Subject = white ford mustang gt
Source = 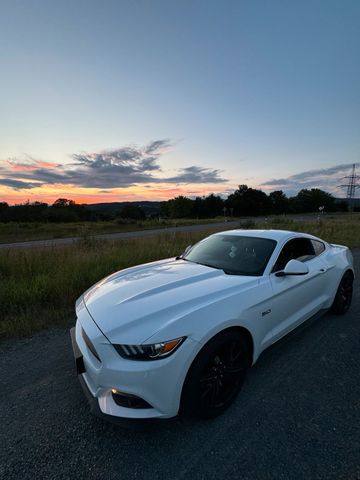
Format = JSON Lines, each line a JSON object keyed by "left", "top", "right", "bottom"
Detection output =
{"left": 70, "top": 229, "right": 354, "bottom": 422}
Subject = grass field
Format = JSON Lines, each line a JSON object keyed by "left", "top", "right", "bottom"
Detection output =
{"left": 1, "top": 215, "right": 359, "bottom": 340}
{"left": 0, "top": 217, "right": 228, "bottom": 244}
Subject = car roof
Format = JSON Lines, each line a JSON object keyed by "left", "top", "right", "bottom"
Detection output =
{"left": 214, "top": 229, "right": 321, "bottom": 242}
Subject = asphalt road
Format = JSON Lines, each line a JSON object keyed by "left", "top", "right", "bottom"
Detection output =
{"left": 0, "top": 221, "right": 239, "bottom": 250}
{"left": 1, "top": 252, "right": 359, "bottom": 480}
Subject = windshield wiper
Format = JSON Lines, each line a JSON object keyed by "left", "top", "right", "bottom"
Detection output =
{"left": 177, "top": 257, "right": 228, "bottom": 273}
{"left": 185, "top": 260, "right": 225, "bottom": 271}
{"left": 178, "top": 257, "right": 250, "bottom": 276}
{"left": 197, "top": 262, "right": 223, "bottom": 270}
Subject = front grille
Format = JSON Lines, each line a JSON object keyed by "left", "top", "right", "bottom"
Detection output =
{"left": 82, "top": 328, "right": 101, "bottom": 362}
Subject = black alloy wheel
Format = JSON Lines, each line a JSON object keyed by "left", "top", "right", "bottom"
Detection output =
{"left": 181, "top": 330, "right": 250, "bottom": 419}
{"left": 331, "top": 271, "right": 353, "bottom": 315}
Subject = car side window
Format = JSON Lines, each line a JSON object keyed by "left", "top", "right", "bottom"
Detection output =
{"left": 272, "top": 238, "right": 316, "bottom": 273}
{"left": 311, "top": 239, "right": 326, "bottom": 256}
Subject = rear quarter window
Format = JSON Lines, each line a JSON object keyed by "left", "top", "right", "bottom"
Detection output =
{"left": 311, "top": 240, "right": 326, "bottom": 256}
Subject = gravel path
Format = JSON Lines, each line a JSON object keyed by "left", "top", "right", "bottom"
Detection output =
{"left": 0, "top": 251, "right": 359, "bottom": 480}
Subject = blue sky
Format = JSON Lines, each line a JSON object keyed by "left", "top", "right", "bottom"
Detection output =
{"left": 0, "top": 0, "right": 359, "bottom": 203}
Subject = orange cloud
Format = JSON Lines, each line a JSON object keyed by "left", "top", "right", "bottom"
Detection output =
{"left": 8, "top": 160, "right": 59, "bottom": 172}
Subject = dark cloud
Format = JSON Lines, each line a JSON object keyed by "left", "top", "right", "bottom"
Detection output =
{"left": 262, "top": 163, "right": 360, "bottom": 195}
{"left": 65, "top": 140, "right": 170, "bottom": 187}
{"left": 0, "top": 179, "right": 38, "bottom": 189}
{"left": 145, "top": 140, "right": 170, "bottom": 155}
{"left": 165, "top": 166, "right": 226, "bottom": 184}
{"left": 262, "top": 178, "right": 290, "bottom": 186}
{"left": 0, "top": 139, "right": 228, "bottom": 190}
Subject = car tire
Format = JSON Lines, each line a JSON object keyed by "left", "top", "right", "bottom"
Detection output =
{"left": 181, "top": 330, "right": 251, "bottom": 419}
{"left": 331, "top": 271, "right": 354, "bottom": 315}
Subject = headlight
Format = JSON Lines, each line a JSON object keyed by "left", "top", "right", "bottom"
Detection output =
{"left": 114, "top": 337, "right": 186, "bottom": 361}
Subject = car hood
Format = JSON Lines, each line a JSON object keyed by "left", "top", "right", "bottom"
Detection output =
{"left": 82, "top": 258, "right": 258, "bottom": 344}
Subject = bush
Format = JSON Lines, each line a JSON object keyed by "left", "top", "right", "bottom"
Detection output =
{"left": 238, "top": 220, "right": 256, "bottom": 229}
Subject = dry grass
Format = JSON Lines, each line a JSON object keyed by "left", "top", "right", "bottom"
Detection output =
{"left": 0, "top": 217, "right": 227, "bottom": 244}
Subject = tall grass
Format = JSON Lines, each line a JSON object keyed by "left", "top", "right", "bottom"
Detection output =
{"left": 0, "top": 216, "right": 359, "bottom": 340}
{"left": 267, "top": 215, "right": 360, "bottom": 248}
{"left": 0, "top": 230, "right": 211, "bottom": 339}
{"left": 0, "top": 217, "right": 228, "bottom": 244}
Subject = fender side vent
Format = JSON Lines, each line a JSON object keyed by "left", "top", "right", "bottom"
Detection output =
{"left": 82, "top": 328, "right": 101, "bottom": 362}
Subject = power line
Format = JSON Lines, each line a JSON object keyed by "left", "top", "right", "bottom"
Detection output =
{"left": 338, "top": 163, "right": 360, "bottom": 210}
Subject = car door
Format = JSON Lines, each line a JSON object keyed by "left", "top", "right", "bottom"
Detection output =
{"left": 269, "top": 237, "right": 329, "bottom": 342}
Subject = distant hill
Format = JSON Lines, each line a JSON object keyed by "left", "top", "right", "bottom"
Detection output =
{"left": 86, "top": 201, "right": 161, "bottom": 217}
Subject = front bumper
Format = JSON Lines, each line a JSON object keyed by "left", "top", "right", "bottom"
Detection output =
{"left": 70, "top": 304, "right": 198, "bottom": 421}
{"left": 70, "top": 327, "right": 103, "bottom": 417}
{"left": 70, "top": 327, "right": 161, "bottom": 426}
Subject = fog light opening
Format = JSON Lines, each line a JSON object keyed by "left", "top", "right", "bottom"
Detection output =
{"left": 111, "top": 389, "right": 153, "bottom": 409}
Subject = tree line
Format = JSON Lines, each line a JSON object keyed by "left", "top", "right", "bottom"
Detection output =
{"left": 0, "top": 186, "right": 351, "bottom": 223}
{"left": 0, "top": 198, "right": 99, "bottom": 223}
{"left": 160, "top": 186, "right": 349, "bottom": 219}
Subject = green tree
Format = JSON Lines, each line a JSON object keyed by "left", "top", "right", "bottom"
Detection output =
{"left": 226, "top": 185, "right": 271, "bottom": 216}
{"left": 269, "top": 190, "right": 289, "bottom": 214}
{"left": 0, "top": 202, "right": 9, "bottom": 222}
{"left": 192, "top": 194, "right": 224, "bottom": 218}
{"left": 203, "top": 194, "right": 224, "bottom": 217}
{"left": 291, "top": 189, "right": 336, "bottom": 213}
{"left": 53, "top": 198, "right": 76, "bottom": 207}
{"left": 47, "top": 198, "right": 92, "bottom": 222}
{"left": 118, "top": 204, "right": 146, "bottom": 220}
{"left": 167, "top": 196, "right": 194, "bottom": 218}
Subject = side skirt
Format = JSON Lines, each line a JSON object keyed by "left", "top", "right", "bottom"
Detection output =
{"left": 256, "top": 308, "right": 329, "bottom": 363}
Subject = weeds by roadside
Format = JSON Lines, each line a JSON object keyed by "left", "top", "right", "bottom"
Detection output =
{"left": 0, "top": 216, "right": 359, "bottom": 339}
{"left": 0, "top": 217, "right": 228, "bottom": 244}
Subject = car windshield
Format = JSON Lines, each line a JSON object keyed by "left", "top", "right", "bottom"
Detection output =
{"left": 182, "top": 234, "right": 277, "bottom": 276}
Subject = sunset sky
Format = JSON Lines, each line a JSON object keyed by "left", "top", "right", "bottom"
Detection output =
{"left": 1, "top": 0, "right": 359, "bottom": 205}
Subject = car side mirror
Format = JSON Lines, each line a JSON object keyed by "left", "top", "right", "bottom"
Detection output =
{"left": 275, "top": 259, "right": 309, "bottom": 277}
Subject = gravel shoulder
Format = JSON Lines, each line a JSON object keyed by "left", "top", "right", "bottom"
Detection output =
{"left": 1, "top": 251, "right": 359, "bottom": 480}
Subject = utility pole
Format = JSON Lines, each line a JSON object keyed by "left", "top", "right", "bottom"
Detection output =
{"left": 339, "top": 164, "right": 360, "bottom": 211}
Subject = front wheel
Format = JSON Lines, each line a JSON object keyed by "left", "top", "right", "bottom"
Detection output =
{"left": 331, "top": 271, "right": 353, "bottom": 315}
{"left": 181, "top": 330, "right": 250, "bottom": 419}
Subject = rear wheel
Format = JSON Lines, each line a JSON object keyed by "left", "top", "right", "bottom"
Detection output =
{"left": 331, "top": 271, "right": 353, "bottom": 315}
{"left": 181, "top": 330, "right": 250, "bottom": 419}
